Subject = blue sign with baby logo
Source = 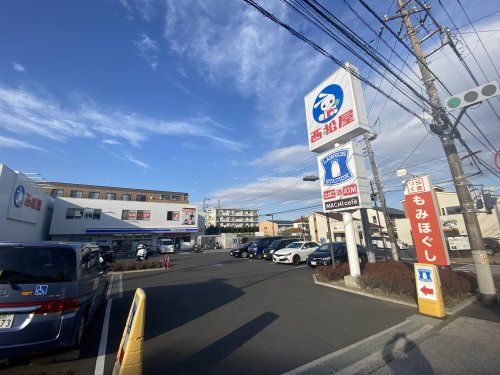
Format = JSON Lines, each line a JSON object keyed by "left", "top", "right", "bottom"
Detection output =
{"left": 13, "top": 185, "right": 25, "bottom": 208}
{"left": 321, "top": 149, "right": 353, "bottom": 186}
{"left": 313, "top": 84, "right": 344, "bottom": 123}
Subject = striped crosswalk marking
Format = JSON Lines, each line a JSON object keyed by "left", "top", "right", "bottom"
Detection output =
{"left": 454, "top": 264, "right": 500, "bottom": 276}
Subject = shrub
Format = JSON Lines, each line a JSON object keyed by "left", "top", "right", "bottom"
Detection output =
{"left": 316, "top": 263, "right": 350, "bottom": 282}
{"left": 108, "top": 259, "right": 163, "bottom": 272}
{"left": 317, "top": 261, "right": 477, "bottom": 307}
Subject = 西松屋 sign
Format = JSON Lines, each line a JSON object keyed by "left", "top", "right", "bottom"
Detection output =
{"left": 317, "top": 140, "right": 371, "bottom": 212}
{"left": 7, "top": 174, "right": 45, "bottom": 224}
{"left": 404, "top": 175, "right": 450, "bottom": 266}
{"left": 305, "top": 63, "right": 370, "bottom": 153}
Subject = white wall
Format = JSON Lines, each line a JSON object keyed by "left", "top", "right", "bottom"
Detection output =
{"left": 0, "top": 164, "right": 54, "bottom": 242}
{"left": 308, "top": 213, "right": 363, "bottom": 245}
{"left": 50, "top": 197, "right": 198, "bottom": 235}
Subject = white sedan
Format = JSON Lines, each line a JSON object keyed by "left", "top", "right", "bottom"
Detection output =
{"left": 273, "top": 241, "right": 319, "bottom": 265}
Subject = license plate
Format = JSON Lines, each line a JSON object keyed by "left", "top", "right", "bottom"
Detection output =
{"left": 0, "top": 314, "right": 14, "bottom": 329}
{"left": 311, "top": 261, "right": 317, "bottom": 265}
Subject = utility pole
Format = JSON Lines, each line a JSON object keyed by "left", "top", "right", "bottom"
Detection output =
{"left": 360, "top": 208, "right": 376, "bottom": 263}
{"left": 396, "top": 0, "right": 496, "bottom": 305}
{"left": 371, "top": 180, "right": 389, "bottom": 261}
{"left": 363, "top": 133, "right": 400, "bottom": 261}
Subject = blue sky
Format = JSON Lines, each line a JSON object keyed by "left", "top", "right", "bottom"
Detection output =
{"left": 0, "top": 0, "right": 498, "bottom": 219}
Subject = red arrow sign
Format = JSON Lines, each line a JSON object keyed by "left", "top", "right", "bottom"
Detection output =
{"left": 420, "top": 286, "right": 434, "bottom": 296}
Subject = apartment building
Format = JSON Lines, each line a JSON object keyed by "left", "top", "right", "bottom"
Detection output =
{"left": 205, "top": 208, "right": 259, "bottom": 228}
{"left": 42, "top": 182, "right": 188, "bottom": 203}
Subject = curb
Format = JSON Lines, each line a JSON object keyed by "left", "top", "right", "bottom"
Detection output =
{"left": 312, "top": 274, "right": 417, "bottom": 308}
{"left": 109, "top": 267, "right": 166, "bottom": 275}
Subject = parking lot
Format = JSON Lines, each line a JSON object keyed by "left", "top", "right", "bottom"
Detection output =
{"left": 2, "top": 251, "right": 416, "bottom": 375}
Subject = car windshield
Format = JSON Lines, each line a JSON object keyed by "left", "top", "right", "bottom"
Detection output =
{"left": 162, "top": 240, "right": 173, "bottom": 245}
{"left": 269, "top": 240, "right": 281, "bottom": 248}
{"left": 287, "top": 242, "right": 303, "bottom": 248}
{"left": 0, "top": 246, "right": 76, "bottom": 283}
{"left": 317, "top": 245, "right": 331, "bottom": 252}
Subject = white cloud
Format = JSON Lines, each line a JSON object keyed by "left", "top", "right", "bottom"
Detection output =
{"left": 0, "top": 84, "right": 246, "bottom": 151}
{"left": 118, "top": 0, "right": 159, "bottom": 21}
{"left": 163, "top": 1, "right": 327, "bottom": 145}
{"left": 213, "top": 175, "right": 321, "bottom": 210}
{"left": 248, "top": 144, "right": 313, "bottom": 171}
{"left": 12, "top": 63, "right": 25, "bottom": 73}
{"left": 134, "top": 32, "right": 159, "bottom": 69}
{"left": 112, "top": 152, "right": 150, "bottom": 169}
{"left": 102, "top": 139, "right": 121, "bottom": 145}
{"left": 0, "top": 135, "right": 46, "bottom": 152}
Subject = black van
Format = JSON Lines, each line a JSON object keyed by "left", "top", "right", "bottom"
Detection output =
{"left": 262, "top": 238, "right": 298, "bottom": 260}
{"left": 247, "top": 237, "right": 282, "bottom": 259}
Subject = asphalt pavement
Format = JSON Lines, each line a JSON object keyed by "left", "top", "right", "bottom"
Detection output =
{"left": 2, "top": 251, "right": 416, "bottom": 375}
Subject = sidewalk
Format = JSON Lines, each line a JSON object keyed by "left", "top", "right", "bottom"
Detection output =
{"left": 285, "top": 304, "right": 500, "bottom": 374}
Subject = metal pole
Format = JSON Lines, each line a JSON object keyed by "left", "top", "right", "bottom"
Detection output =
{"left": 371, "top": 180, "right": 388, "bottom": 261}
{"left": 397, "top": 0, "right": 496, "bottom": 305}
{"left": 325, "top": 212, "right": 336, "bottom": 269}
{"left": 301, "top": 215, "right": 305, "bottom": 240}
{"left": 360, "top": 208, "right": 376, "bottom": 263}
{"left": 364, "top": 133, "right": 399, "bottom": 261}
{"left": 272, "top": 214, "right": 275, "bottom": 236}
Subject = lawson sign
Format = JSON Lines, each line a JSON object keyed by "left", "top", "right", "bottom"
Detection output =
{"left": 305, "top": 64, "right": 370, "bottom": 153}
{"left": 317, "top": 140, "right": 371, "bottom": 212}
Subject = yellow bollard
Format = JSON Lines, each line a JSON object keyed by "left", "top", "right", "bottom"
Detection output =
{"left": 414, "top": 263, "right": 446, "bottom": 318}
{"left": 113, "top": 288, "right": 146, "bottom": 375}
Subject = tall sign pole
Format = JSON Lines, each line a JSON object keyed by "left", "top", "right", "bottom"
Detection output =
{"left": 304, "top": 63, "right": 372, "bottom": 277}
{"left": 363, "top": 133, "right": 399, "bottom": 261}
{"left": 396, "top": 0, "right": 496, "bottom": 305}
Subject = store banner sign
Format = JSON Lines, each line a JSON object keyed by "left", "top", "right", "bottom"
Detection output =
{"left": 7, "top": 174, "right": 45, "bottom": 224}
{"left": 181, "top": 208, "right": 196, "bottom": 225}
{"left": 305, "top": 64, "right": 370, "bottom": 153}
{"left": 317, "top": 140, "right": 371, "bottom": 212}
{"left": 404, "top": 175, "right": 450, "bottom": 266}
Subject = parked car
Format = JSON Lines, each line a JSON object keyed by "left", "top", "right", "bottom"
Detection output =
{"left": 372, "top": 236, "right": 408, "bottom": 250}
{"left": 273, "top": 241, "right": 319, "bottom": 265}
{"left": 307, "top": 242, "right": 368, "bottom": 267}
{"left": 262, "top": 238, "right": 297, "bottom": 260}
{"left": 0, "top": 242, "right": 108, "bottom": 359}
{"left": 159, "top": 239, "right": 175, "bottom": 254}
{"left": 484, "top": 237, "right": 500, "bottom": 255}
{"left": 248, "top": 237, "right": 282, "bottom": 259}
{"left": 97, "top": 244, "right": 115, "bottom": 263}
{"left": 231, "top": 241, "right": 254, "bottom": 258}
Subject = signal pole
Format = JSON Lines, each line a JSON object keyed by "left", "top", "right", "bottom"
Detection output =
{"left": 396, "top": 0, "right": 496, "bottom": 305}
{"left": 363, "top": 133, "right": 400, "bottom": 261}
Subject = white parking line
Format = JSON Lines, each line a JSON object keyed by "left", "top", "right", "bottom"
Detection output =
{"left": 294, "top": 265, "right": 308, "bottom": 269}
{"left": 94, "top": 299, "right": 113, "bottom": 375}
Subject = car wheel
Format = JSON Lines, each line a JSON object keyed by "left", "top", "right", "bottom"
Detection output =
{"left": 257, "top": 253, "right": 262, "bottom": 260}
{"left": 242, "top": 251, "right": 248, "bottom": 258}
{"left": 293, "top": 255, "right": 300, "bottom": 265}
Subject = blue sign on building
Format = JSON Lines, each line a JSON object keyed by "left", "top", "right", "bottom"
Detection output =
{"left": 321, "top": 149, "right": 353, "bottom": 186}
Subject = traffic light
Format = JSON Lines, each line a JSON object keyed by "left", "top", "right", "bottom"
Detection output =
{"left": 483, "top": 192, "right": 496, "bottom": 214}
{"left": 444, "top": 80, "right": 499, "bottom": 112}
{"left": 475, "top": 197, "right": 484, "bottom": 210}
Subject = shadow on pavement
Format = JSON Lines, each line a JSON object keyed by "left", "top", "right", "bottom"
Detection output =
{"left": 165, "top": 312, "right": 279, "bottom": 374}
{"left": 382, "top": 332, "right": 433, "bottom": 374}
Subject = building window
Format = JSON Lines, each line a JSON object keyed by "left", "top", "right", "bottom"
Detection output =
{"left": 372, "top": 216, "right": 377, "bottom": 223}
{"left": 161, "top": 194, "right": 171, "bottom": 200}
{"left": 88, "top": 191, "right": 100, "bottom": 199}
{"left": 121, "top": 194, "right": 131, "bottom": 201}
{"left": 105, "top": 192, "right": 116, "bottom": 200}
{"left": 167, "top": 211, "right": 180, "bottom": 221}
{"left": 51, "top": 189, "right": 64, "bottom": 197}
{"left": 136, "top": 194, "right": 146, "bottom": 202}
{"left": 84, "top": 208, "right": 93, "bottom": 219}
{"left": 172, "top": 195, "right": 181, "bottom": 201}
{"left": 122, "top": 209, "right": 149, "bottom": 220}
{"left": 137, "top": 210, "right": 151, "bottom": 220}
{"left": 66, "top": 207, "right": 85, "bottom": 219}
{"left": 93, "top": 209, "right": 101, "bottom": 220}
{"left": 70, "top": 190, "right": 83, "bottom": 198}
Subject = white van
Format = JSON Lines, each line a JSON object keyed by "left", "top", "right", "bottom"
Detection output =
{"left": 159, "top": 239, "right": 175, "bottom": 254}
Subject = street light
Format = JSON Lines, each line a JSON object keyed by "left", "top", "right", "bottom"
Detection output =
{"left": 302, "top": 176, "right": 336, "bottom": 268}
{"left": 265, "top": 214, "right": 275, "bottom": 236}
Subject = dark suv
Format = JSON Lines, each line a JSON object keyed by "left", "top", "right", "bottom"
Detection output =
{"left": 262, "top": 238, "right": 297, "bottom": 260}
{"left": 231, "top": 241, "right": 253, "bottom": 258}
{"left": 248, "top": 237, "right": 282, "bottom": 259}
{"left": 307, "top": 242, "right": 368, "bottom": 267}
